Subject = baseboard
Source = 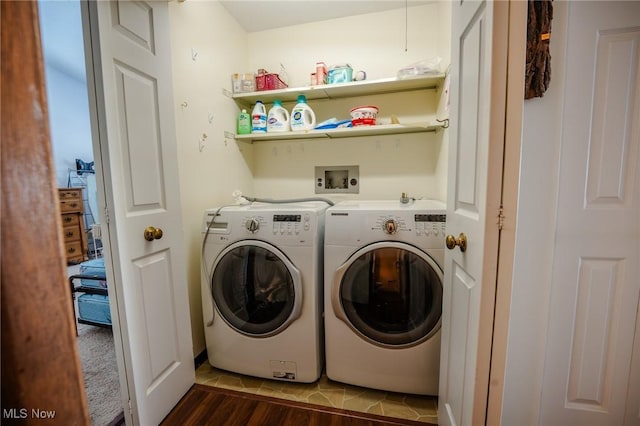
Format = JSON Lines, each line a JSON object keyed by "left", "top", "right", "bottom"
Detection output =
{"left": 106, "top": 411, "right": 124, "bottom": 426}
{"left": 194, "top": 349, "right": 208, "bottom": 369}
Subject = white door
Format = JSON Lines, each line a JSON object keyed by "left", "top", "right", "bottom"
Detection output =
{"left": 540, "top": 2, "right": 640, "bottom": 424}
{"left": 438, "top": 1, "right": 509, "bottom": 425}
{"left": 84, "top": 1, "right": 195, "bottom": 424}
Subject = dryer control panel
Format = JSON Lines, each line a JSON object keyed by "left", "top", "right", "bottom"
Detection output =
{"left": 359, "top": 212, "right": 447, "bottom": 249}
{"left": 370, "top": 214, "right": 446, "bottom": 237}
{"left": 324, "top": 200, "right": 446, "bottom": 249}
{"left": 414, "top": 214, "right": 447, "bottom": 237}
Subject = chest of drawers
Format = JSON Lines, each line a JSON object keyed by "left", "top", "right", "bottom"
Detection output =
{"left": 59, "top": 188, "right": 88, "bottom": 264}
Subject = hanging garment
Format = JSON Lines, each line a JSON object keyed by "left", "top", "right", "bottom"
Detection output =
{"left": 525, "top": 0, "right": 553, "bottom": 99}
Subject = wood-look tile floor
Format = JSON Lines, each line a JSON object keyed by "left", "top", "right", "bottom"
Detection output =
{"left": 195, "top": 362, "right": 438, "bottom": 424}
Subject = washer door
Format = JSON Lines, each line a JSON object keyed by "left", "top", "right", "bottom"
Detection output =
{"left": 211, "top": 240, "right": 302, "bottom": 337}
{"left": 332, "top": 242, "right": 443, "bottom": 348}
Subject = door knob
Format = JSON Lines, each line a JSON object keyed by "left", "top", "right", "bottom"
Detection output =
{"left": 144, "top": 226, "right": 163, "bottom": 241}
{"left": 445, "top": 233, "right": 467, "bottom": 252}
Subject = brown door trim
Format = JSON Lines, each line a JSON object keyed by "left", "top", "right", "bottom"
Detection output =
{"left": 1, "top": 1, "right": 89, "bottom": 423}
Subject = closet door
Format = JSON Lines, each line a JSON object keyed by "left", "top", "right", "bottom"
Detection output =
{"left": 438, "top": 1, "right": 509, "bottom": 425}
{"left": 84, "top": 1, "right": 194, "bottom": 424}
{"left": 539, "top": 2, "right": 640, "bottom": 424}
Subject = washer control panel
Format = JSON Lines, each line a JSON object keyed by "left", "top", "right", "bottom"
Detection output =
{"left": 204, "top": 206, "right": 325, "bottom": 247}
{"left": 239, "top": 213, "right": 316, "bottom": 237}
{"left": 245, "top": 217, "right": 260, "bottom": 233}
{"left": 272, "top": 214, "right": 308, "bottom": 235}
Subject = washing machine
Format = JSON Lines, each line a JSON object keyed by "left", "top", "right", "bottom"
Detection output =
{"left": 201, "top": 202, "right": 328, "bottom": 383}
{"left": 324, "top": 200, "right": 446, "bottom": 395}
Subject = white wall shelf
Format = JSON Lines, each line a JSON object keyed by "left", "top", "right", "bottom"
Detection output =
{"left": 231, "top": 74, "right": 446, "bottom": 107}
{"left": 235, "top": 122, "right": 444, "bottom": 143}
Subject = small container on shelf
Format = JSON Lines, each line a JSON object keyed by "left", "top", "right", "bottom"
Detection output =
{"left": 328, "top": 64, "right": 353, "bottom": 84}
{"left": 231, "top": 72, "right": 256, "bottom": 93}
{"left": 315, "top": 62, "right": 328, "bottom": 85}
{"left": 251, "top": 101, "right": 267, "bottom": 133}
{"left": 350, "top": 105, "right": 378, "bottom": 126}
{"left": 241, "top": 73, "right": 256, "bottom": 92}
{"left": 237, "top": 109, "right": 251, "bottom": 135}
{"left": 256, "top": 69, "right": 288, "bottom": 91}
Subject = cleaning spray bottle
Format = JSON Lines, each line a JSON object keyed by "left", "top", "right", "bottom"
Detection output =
{"left": 267, "top": 100, "right": 290, "bottom": 132}
{"left": 290, "top": 95, "right": 316, "bottom": 131}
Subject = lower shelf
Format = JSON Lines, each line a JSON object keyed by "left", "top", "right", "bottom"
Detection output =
{"left": 235, "top": 121, "right": 446, "bottom": 143}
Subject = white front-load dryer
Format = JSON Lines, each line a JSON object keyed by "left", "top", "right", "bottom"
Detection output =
{"left": 201, "top": 202, "right": 327, "bottom": 383}
{"left": 324, "top": 200, "right": 446, "bottom": 395}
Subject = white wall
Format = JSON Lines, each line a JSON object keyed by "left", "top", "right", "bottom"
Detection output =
{"left": 501, "top": 1, "right": 568, "bottom": 423}
{"left": 43, "top": 66, "right": 94, "bottom": 187}
{"left": 169, "top": 0, "right": 254, "bottom": 354}
{"left": 247, "top": 3, "right": 451, "bottom": 86}
{"left": 246, "top": 2, "right": 450, "bottom": 202}
{"left": 38, "top": 0, "right": 93, "bottom": 188}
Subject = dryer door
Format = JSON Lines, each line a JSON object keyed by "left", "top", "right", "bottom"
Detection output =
{"left": 333, "top": 242, "right": 443, "bottom": 348}
{"left": 211, "top": 240, "right": 302, "bottom": 337}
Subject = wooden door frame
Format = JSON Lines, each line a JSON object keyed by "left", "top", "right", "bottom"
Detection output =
{"left": 486, "top": 1, "right": 527, "bottom": 423}
{"left": 1, "top": 1, "right": 89, "bottom": 423}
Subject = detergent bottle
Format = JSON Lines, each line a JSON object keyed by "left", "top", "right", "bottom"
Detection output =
{"left": 237, "top": 109, "right": 251, "bottom": 135}
{"left": 290, "top": 95, "right": 316, "bottom": 131}
{"left": 251, "top": 101, "right": 267, "bottom": 133}
{"left": 267, "top": 100, "right": 290, "bottom": 132}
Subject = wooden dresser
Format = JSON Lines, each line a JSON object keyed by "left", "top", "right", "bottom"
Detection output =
{"left": 58, "top": 188, "right": 88, "bottom": 264}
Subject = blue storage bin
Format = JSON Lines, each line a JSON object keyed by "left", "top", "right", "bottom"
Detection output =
{"left": 79, "top": 258, "right": 106, "bottom": 289}
{"left": 77, "top": 293, "right": 111, "bottom": 326}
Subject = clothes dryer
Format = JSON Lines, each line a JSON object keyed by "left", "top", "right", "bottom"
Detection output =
{"left": 201, "top": 202, "right": 327, "bottom": 382}
{"left": 324, "top": 200, "right": 446, "bottom": 395}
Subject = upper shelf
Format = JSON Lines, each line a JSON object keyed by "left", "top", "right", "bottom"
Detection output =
{"left": 230, "top": 73, "right": 446, "bottom": 106}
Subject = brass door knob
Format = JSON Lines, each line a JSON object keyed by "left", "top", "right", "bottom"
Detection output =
{"left": 446, "top": 233, "right": 467, "bottom": 252}
{"left": 144, "top": 226, "right": 163, "bottom": 241}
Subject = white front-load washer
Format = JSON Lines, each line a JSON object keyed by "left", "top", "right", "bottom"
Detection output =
{"left": 201, "top": 202, "right": 327, "bottom": 383}
{"left": 324, "top": 200, "right": 446, "bottom": 395}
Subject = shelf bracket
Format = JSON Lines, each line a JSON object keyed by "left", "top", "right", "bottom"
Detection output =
{"left": 436, "top": 118, "right": 449, "bottom": 129}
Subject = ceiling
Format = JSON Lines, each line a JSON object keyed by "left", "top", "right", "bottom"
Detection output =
{"left": 218, "top": 0, "right": 431, "bottom": 33}
{"left": 37, "top": 0, "right": 431, "bottom": 82}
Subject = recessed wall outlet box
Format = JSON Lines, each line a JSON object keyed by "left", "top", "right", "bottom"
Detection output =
{"left": 315, "top": 165, "right": 359, "bottom": 194}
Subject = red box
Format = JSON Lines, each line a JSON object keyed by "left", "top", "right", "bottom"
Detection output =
{"left": 256, "top": 72, "right": 288, "bottom": 91}
{"left": 315, "top": 62, "right": 327, "bottom": 85}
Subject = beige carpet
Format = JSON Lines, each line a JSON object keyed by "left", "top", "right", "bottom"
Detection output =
{"left": 76, "top": 323, "right": 122, "bottom": 425}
